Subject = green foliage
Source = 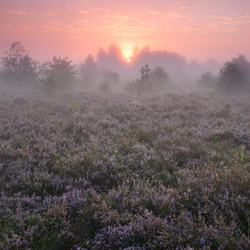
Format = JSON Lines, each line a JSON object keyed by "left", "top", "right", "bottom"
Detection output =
{"left": 66, "top": 100, "right": 81, "bottom": 111}
{"left": 214, "top": 135, "right": 219, "bottom": 144}
{"left": 239, "top": 145, "right": 246, "bottom": 163}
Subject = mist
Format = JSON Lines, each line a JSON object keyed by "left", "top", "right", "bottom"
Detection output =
{"left": 96, "top": 44, "right": 220, "bottom": 85}
{"left": 1, "top": 41, "right": 250, "bottom": 95}
{"left": 1, "top": 1, "right": 250, "bottom": 249}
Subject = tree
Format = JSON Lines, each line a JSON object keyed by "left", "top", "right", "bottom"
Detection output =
{"left": 218, "top": 61, "right": 247, "bottom": 93}
{"left": 150, "top": 66, "right": 170, "bottom": 90}
{"left": 80, "top": 54, "right": 96, "bottom": 86}
{"left": 0, "top": 42, "right": 38, "bottom": 86}
{"left": 140, "top": 64, "right": 151, "bottom": 89}
{"left": 126, "top": 65, "right": 171, "bottom": 94}
{"left": 102, "top": 70, "right": 120, "bottom": 85}
{"left": 198, "top": 71, "right": 217, "bottom": 89}
{"left": 41, "top": 56, "right": 76, "bottom": 93}
{"left": 97, "top": 70, "right": 120, "bottom": 92}
{"left": 232, "top": 55, "right": 250, "bottom": 88}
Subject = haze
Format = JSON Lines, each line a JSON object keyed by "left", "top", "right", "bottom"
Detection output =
{"left": 1, "top": 0, "right": 250, "bottom": 62}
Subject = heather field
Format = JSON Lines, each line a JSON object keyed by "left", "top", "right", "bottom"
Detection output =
{"left": 0, "top": 90, "right": 250, "bottom": 250}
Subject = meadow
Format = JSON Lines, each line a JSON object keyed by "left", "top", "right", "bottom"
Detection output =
{"left": 0, "top": 90, "right": 250, "bottom": 249}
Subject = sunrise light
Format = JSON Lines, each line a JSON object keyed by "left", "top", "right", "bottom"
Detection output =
{"left": 120, "top": 43, "right": 134, "bottom": 63}
{"left": 1, "top": 1, "right": 250, "bottom": 61}
{"left": 1, "top": 1, "right": 250, "bottom": 249}
{"left": 126, "top": 58, "right": 131, "bottom": 63}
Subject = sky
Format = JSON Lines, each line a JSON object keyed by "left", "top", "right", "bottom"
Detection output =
{"left": 0, "top": 0, "right": 250, "bottom": 63}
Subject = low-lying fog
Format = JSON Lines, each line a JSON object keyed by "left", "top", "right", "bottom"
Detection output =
{"left": 0, "top": 42, "right": 250, "bottom": 96}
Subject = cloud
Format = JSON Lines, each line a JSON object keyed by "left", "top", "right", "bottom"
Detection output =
{"left": 148, "top": 11, "right": 163, "bottom": 15}
{"left": 164, "top": 13, "right": 184, "bottom": 19}
{"left": 72, "top": 22, "right": 88, "bottom": 29}
{"left": 214, "top": 16, "right": 250, "bottom": 25}
{"left": 21, "top": 25, "right": 34, "bottom": 30}
{"left": 91, "top": 8, "right": 106, "bottom": 12}
{"left": 45, "top": 12, "right": 55, "bottom": 16}
{"left": 40, "top": 23, "right": 58, "bottom": 30}
{"left": 5, "top": 10, "right": 28, "bottom": 15}
{"left": 79, "top": 10, "right": 89, "bottom": 14}
{"left": 111, "top": 15, "right": 136, "bottom": 20}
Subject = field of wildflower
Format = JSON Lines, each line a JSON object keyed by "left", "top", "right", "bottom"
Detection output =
{"left": 0, "top": 90, "right": 250, "bottom": 249}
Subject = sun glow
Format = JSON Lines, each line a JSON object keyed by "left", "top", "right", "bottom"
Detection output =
{"left": 121, "top": 42, "right": 134, "bottom": 63}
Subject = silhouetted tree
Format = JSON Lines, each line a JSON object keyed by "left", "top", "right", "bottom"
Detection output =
{"left": 232, "top": 55, "right": 250, "bottom": 88}
{"left": 150, "top": 66, "right": 170, "bottom": 90}
{"left": 198, "top": 71, "right": 217, "bottom": 89}
{"left": 140, "top": 64, "right": 151, "bottom": 89}
{"left": 0, "top": 42, "right": 38, "bottom": 86}
{"left": 218, "top": 61, "right": 247, "bottom": 93}
{"left": 102, "top": 70, "right": 120, "bottom": 85}
{"left": 80, "top": 54, "right": 96, "bottom": 86}
{"left": 41, "top": 56, "right": 76, "bottom": 93}
{"left": 126, "top": 64, "right": 171, "bottom": 94}
{"left": 97, "top": 70, "right": 120, "bottom": 92}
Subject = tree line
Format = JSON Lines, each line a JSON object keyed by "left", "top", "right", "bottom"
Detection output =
{"left": 198, "top": 55, "right": 250, "bottom": 93}
{"left": 1, "top": 42, "right": 250, "bottom": 94}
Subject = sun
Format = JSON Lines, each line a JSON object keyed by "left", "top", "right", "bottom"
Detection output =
{"left": 120, "top": 42, "right": 134, "bottom": 63}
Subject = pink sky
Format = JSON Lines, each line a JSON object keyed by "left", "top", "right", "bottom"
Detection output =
{"left": 1, "top": 0, "right": 250, "bottom": 62}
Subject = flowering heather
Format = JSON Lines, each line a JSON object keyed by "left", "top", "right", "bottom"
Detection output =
{"left": 0, "top": 90, "right": 250, "bottom": 249}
